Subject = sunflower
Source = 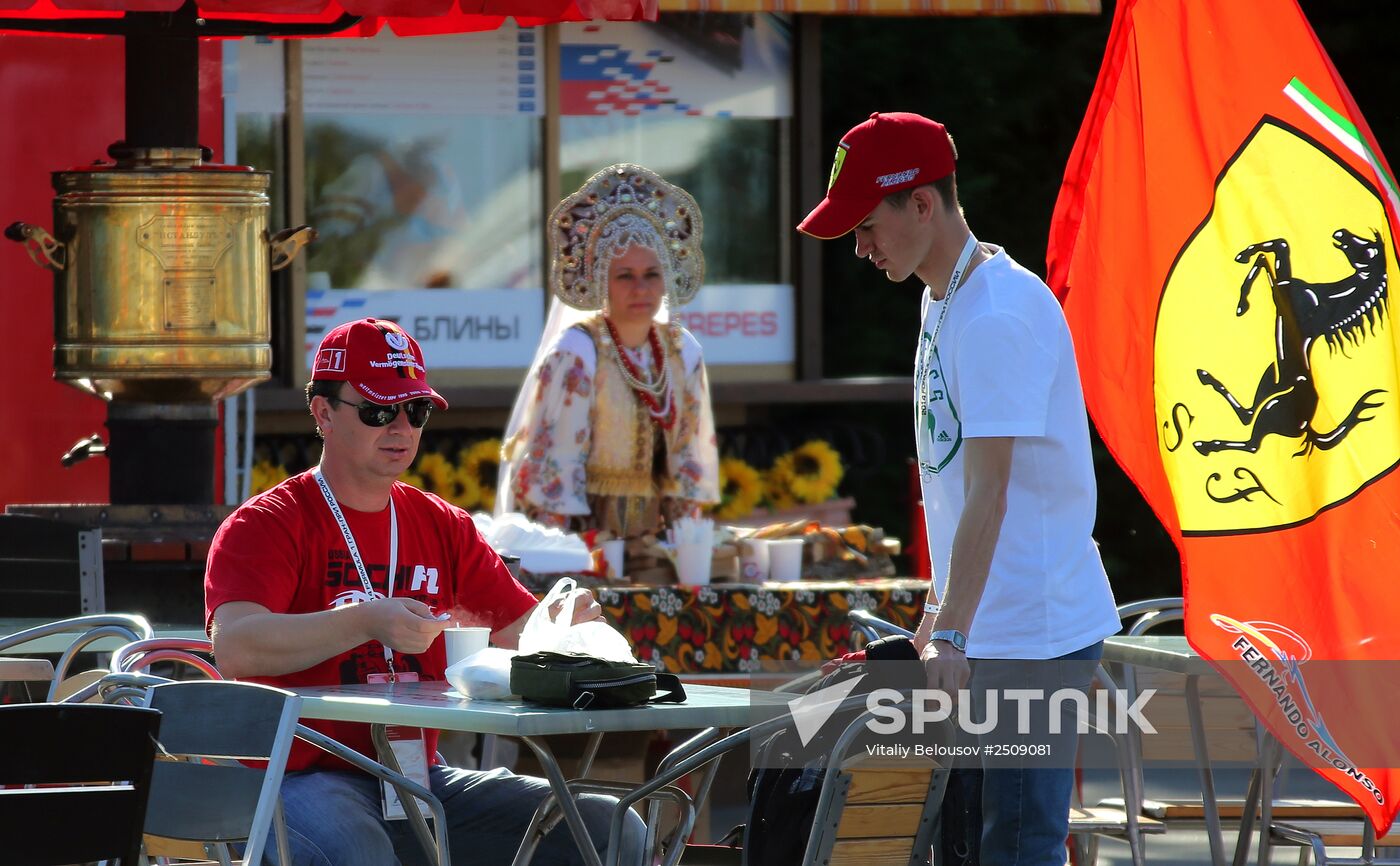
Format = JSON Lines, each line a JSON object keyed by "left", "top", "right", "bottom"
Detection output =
{"left": 763, "top": 459, "right": 797, "bottom": 510}
{"left": 250, "top": 459, "right": 289, "bottom": 495}
{"left": 782, "top": 440, "right": 844, "bottom": 504}
{"left": 463, "top": 438, "right": 502, "bottom": 513}
{"left": 712, "top": 457, "right": 763, "bottom": 520}
{"left": 414, "top": 452, "right": 458, "bottom": 498}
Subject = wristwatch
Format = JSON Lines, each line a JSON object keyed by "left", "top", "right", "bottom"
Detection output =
{"left": 929, "top": 629, "right": 968, "bottom": 653}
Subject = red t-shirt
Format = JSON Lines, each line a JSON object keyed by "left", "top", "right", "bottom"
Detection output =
{"left": 205, "top": 470, "right": 537, "bottom": 772}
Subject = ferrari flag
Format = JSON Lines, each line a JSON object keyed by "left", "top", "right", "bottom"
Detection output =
{"left": 1048, "top": 0, "right": 1400, "bottom": 830}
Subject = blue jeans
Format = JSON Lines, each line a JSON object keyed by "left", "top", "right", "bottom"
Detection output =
{"left": 968, "top": 641, "right": 1104, "bottom": 866}
{"left": 269, "top": 764, "right": 646, "bottom": 866}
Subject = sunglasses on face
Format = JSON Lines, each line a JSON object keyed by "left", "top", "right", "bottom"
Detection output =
{"left": 329, "top": 396, "right": 434, "bottom": 428}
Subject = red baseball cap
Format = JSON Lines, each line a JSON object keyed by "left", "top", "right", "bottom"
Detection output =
{"left": 797, "top": 112, "right": 957, "bottom": 240}
{"left": 312, "top": 318, "right": 448, "bottom": 409}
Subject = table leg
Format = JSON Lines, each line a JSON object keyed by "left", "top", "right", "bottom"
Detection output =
{"left": 512, "top": 732, "right": 608, "bottom": 865}
{"left": 1232, "top": 733, "right": 1286, "bottom": 866}
{"left": 645, "top": 729, "right": 725, "bottom": 858}
{"left": 1233, "top": 764, "right": 1263, "bottom": 866}
{"left": 577, "top": 731, "right": 604, "bottom": 777}
{"left": 644, "top": 733, "right": 728, "bottom": 861}
{"left": 517, "top": 735, "right": 605, "bottom": 866}
{"left": 1187, "top": 674, "right": 1228, "bottom": 866}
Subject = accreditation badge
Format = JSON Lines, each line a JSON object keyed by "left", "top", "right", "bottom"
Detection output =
{"left": 367, "top": 672, "right": 432, "bottom": 821}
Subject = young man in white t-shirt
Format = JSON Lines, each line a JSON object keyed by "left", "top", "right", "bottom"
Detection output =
{"left": 798, "top": 112, "right": 1120, "bottom": 866}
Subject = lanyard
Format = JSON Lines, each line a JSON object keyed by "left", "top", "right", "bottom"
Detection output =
{"left": 926, "top": 233, "right": 980, "bottom": 350}
{"left": 314, "top": 467, "right": 400, "bottom": 682}
{"left": 916, "top": 234, "right": 981, "bottom": 452}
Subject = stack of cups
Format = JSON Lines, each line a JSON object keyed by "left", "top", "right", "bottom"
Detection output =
{"left": 669, "top": 516, "right": 715, "bottom": 586}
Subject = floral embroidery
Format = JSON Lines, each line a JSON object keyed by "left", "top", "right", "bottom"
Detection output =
{"left": 510, "top": 323, "right": 718, "bottom": 525}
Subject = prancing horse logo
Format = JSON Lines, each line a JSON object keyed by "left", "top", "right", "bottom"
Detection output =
{"left": 1192, "top": 228, "right": 1387, "bottom": 457}
{"left": 1154, "top": 118, "right": 1400, "bottom": 535}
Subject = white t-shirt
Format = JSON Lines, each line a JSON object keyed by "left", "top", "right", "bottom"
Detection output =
{"left": 915, "top": 247, "right": 1120, "bottom": 659}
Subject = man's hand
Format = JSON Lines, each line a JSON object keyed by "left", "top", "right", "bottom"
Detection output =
{"left": 551, "top": 588, "right": 603, "bottom": 624}
{"left": 361, "top": 597, "right": 452, "bottom": 655}
{"left": 921, "top": 639, "right": 971, "bottom": 698}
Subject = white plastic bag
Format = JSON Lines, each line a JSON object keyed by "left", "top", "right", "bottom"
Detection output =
{"left": 446, "top": 647, "right": 517, "bottom": 700}
{"left": 518, "top": 577, "right": 637, "bottom": 663}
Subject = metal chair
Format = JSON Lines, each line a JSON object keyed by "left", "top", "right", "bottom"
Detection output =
{"left": 0, "top": 613, "right": 153, "bottom": 701}
{"left": 848, "top": 607, "right": 914, "bottom": 642}
{"left": 0, "top": 702, "right": 162, "bottom": 865}
{"left": 112, "top": 635, "right": 221, "bottom": 680}
{"left": 87, "top": 662, "right": 453, "bottom": 866}
{"left": 1104, "top": 598, "right": 1374, "bottom": 866}
{"left": 136, "top": 679, "right": 301, "bottom": 866}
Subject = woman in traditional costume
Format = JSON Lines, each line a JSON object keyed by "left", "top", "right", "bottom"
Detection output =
{"left": 497, "top": 164, "right": 720, "bottom": 537}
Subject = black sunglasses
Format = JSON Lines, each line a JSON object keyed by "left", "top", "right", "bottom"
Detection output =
{"left": 329, "top": 396, "right": 434, "bottom": 428}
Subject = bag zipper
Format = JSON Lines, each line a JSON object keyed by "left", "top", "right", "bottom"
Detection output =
{"left": 576, "top": 673, "right": 654, "bottom": 689}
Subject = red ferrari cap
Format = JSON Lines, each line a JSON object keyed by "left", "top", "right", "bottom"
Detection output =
{"left": 798, "top": 112, "right": 957, "bottom": 240}
{"left": 312, "top": 317, "right": 448, "bottom": 409}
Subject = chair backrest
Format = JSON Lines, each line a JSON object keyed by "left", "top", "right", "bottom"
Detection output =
{"left": 1117, "top": 597, "right": 1184, "bottom": 636}
{"left": 139, "top": 679, "right": 301, "bottom": 866}
{"left": 821, "top": 759, "right": 944, "bottom": 866}
{"left": 0, "top": 702, "right": 161, "bottom": 865}
{"left": 113, "top": 636, "right": 221, "bottom": 680}
{"left": 0, "top": 514, "right": 105, "bottom": 615}
{"left": 849, "top": 609, "right": 914, "bottom": 644}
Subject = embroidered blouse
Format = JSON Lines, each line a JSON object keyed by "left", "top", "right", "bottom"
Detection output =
{"left": 507, "top": 317, "right": 719, "bottom": 533}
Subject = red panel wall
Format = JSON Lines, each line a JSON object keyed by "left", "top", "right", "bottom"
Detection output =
{"left": 0, "top": 35, "right": 224, "bottom": 508}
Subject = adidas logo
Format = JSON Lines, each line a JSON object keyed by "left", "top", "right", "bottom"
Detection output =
{"left": 937, "top": 431, "right": 951, "bottom": 443}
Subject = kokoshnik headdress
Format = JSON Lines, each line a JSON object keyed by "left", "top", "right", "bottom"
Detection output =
{"left": 549, "top": 163, "right": 705, "bottom": 314}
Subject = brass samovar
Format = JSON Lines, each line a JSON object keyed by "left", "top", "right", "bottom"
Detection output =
{"left": 8, "top": 144, "right": 312, "bottom": 504}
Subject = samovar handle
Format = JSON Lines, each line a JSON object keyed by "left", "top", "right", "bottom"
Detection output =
{"left": 4, "top": 222, "right": 66, "bottom": 271}
{"left": 269, "top": 225, "right": 317, "bottom": 272}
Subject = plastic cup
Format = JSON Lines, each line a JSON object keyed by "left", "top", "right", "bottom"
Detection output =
{"left": 767, "top": 538, "right": 805, "bottom": 582}
{"left": 444, "top": 627, "right": 491, "bottom": 668}
{"left": 675, "top": 542, "right": 713, "bottom": 586}
{"left": 739, "top": 538, "right": 771, "bottom": 582}
{"left": 601, "top": 538, "right": 626, "bottom": 579}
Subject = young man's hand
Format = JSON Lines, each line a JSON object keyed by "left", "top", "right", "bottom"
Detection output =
{"left": 921, "top": 639, "right": 971, "bottom": 697}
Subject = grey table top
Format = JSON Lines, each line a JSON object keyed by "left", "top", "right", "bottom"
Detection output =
{"left": 1103, "top": 635, "right": 1217, "bottom": 677}
{"left": 293, "top": 680, "right": 792, "bottom": 737}
{"left": 0, "top": 617, "right": 206, "bottom": 655}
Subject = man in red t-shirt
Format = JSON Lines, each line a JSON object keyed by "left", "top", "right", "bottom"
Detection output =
{"left": 206, "top": 317, "right": 644, "bottom": 866}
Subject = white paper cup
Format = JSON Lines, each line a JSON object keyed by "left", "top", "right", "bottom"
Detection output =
{"left": 767, "top": 538, "right": 805, "bottom": 582}
{"left": 675, "top": 542, "right": 713, "bottom": 586}
{"left": 444, "top": 627, "right": 491, "bottom": 668}
{"left": 601, "top": 538, "right": 626, "bottom": 579}
{"left": 739, "top": 538, "right": 770, "bottom": 582}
